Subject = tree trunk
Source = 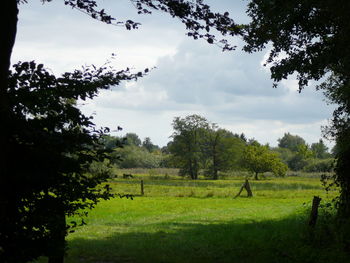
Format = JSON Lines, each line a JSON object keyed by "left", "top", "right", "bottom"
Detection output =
{"left": 0, "top": 1, "right": 18, "bottom": 172}
{"left": 212, "top": 151, "right": 218, "bottom": 180}
{"left": 213, "top": 168, "right": 218, "bottom": 180}
{"left": 235, "top": 179, "right": 253, "bottom": 198}
{"left": 0, "top": 0, "right": 18, "bottom": 137}
{"left": 212, "top": 137, "right": 219, "bottom": 180}
{"left": 254, "top": 172, "right": 259, "bottom": 180}
{"left": 245, "top": 179, "right": 253, "bottom": 197}
{"left": 190, "top": 159, "right": 198, "bottom": 180}
{"left": 0, "top": 1, "right": 18, "bottom": 184}
{"left": 336, "top": 132, "right": 350, "bottom": 218}
{"left": 0, "top": 2, "right": 19, "bottom": 261}
{"left": 0, "top": 0, "right": 17, "bottom": 94}
{"left": 48, "top": 210, "right": 67, "bottom": 263}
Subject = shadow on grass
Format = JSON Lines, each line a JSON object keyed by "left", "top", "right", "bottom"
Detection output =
{"left": 65, "top": 215, "right": 348, "bottom": 263}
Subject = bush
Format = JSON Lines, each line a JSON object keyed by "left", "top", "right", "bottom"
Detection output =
{"left": 303, "top": 158, "right": 335, "bottom": 173}
{"left": 287, "top": 154, "right": 310, "bottom": 171}
{"left": 112, "top": 145, "right": 163, "bottom": 168}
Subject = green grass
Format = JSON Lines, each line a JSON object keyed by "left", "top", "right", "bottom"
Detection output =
{"left": 35, "top": 171, "right": 348, "bottom": 263}
{"left": 107, "top": 173, "right": 334, "bottom": 199}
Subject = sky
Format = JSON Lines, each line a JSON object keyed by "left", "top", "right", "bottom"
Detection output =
{"left": 12, "top": 0, "right": 336, "bottom": 148}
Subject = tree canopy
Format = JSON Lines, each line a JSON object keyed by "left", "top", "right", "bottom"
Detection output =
{"left": 1, "top": 60, "right": 143, "bottom": 262}
{"left": 242, "top": 143, "right": 287, "bottom": 180}
{"left": 170, "top": 114, "right": 210, "bottom": 179}
{"left": 278, "top": 133, "right": 307, "bottom": 152}
{"left": 311, "top": 139, "right": 331, "bottom": 159}
{"left": 243, "top": 0, "right": 350, "bottom": 216}
{"left": 202, "top": 126, "right": 245, "bottom": 179}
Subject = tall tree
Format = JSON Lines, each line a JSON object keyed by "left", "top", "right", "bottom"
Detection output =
{"left": 243, "top": 0, "right": 350, "bottom": 216}
{"left": 277, "top": 133, "right": 306, "bottom": 152}
{"left": 287, "top": 144, "right": 314, "bottom": 171}
{"left": 311, "top": 139, "right": 330, "bottom": 159}
{"left": 169, "top": 114, "right": 210, "bottom": 179}
{"left": 124, "top": 132, "right": 142, "bottom": 147}
{"left": 142, "top": 137, "right": 159, "bottom": 152}
{"left": 203, "top": 126, "right": 245, "bottom": 180}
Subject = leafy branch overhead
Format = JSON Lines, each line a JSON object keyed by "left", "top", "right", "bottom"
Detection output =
{"left": 59, "top": 0, "right": 243, "bottom": 51}
{"left": 241, "top": 0, "right": 350, "bottom": 217}
{"left": 243, "top": 0, "right": 350, "bottom": 91}
{"left": 9, "top": 60, "right": 148, "bottom": 123}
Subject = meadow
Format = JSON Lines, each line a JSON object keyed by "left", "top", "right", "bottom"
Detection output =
{"left": 36, "top": 169, "right": 349, "bottom": 263}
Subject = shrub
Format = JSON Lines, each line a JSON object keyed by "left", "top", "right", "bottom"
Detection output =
{"left": 303, "top": 158, "right": 335, "bottom": 173}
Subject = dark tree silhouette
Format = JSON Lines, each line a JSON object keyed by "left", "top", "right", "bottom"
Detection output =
{"left": 243, "top": 0, "right": 350, "bottom": 217}
{"left": 1, "top": 60, "right": 145, "bottom": 262}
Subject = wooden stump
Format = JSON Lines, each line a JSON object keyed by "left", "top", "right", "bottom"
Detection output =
{"left": 234, "top": 179, "right": 253, "bottom": 198}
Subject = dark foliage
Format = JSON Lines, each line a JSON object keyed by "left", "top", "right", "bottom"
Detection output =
{"left": 244, "top": 0, "right": 350, "bottom": 217}
{"left": 59, "top": 0, "right": 242, "bottom": 50}
{"left": 0, "top": 61, "right": 144, "bottom": 262}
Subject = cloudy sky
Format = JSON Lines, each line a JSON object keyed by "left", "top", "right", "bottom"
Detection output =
{"left": 12, "top": 0, "right": 336, "bottom": 148}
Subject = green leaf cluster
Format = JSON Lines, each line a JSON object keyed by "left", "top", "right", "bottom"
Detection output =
{"left": 1, "top": 60, "right": 143, "bottom": 262}
{"left": 169, "top": 115, "right": 246, "bottom": 180}
{"left": 242, "top": 144, "right": 288, "bottom": 180}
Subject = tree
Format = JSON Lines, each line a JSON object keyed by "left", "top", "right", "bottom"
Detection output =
{"left": 243, "top": 0, "right": 350, "bottom": 216}
{"left": 113, "top": 145, "right": 162, "bottom": 168}
{"left": 311, "top": 139, "right": 331, "bottom": 159}
{"left": 277, "top": 133, "right": 306, "bottom": 152}
{"left": 272, "top": 147, "right": 294, "bottom": 165}
{"left": 287, "top": 144, "right": 314, "bottom": 171}
{"left": 242, "top": 143, "right": 288, "bottom": 180}
{"left": 1, "top": 60, "right": 144, "bottom": 262}
{"left": 303, "top": 158, "right": 334, "bottom": 173}
{"left": 142, "top": 137, "right": 159, "bottom": 152}
{"left": 124, "top": 132, "right": 142, "bottom": 147}
{"left": 169, "top": 115, "right": 210, "bottom": 179}
{"left": 101, "top": 135, "right": 124, "bottom": 150}
{"left": 202, "top": 126, "right": 245, "bottom": 180}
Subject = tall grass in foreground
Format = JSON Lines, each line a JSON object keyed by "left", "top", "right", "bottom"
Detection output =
{"left": 33, "top": 170, "right": 346, "bottom": 263}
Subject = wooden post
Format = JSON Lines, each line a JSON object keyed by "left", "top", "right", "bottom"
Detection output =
{"left": 309, "top": 196, "right": 321, "bottom": 227}
{"left": 245, "top": 179, "right": 253, "bottom": 197}
{"left": 141, "top": 180, "right": 144, "bottom": 196}
{"left": 234, "top": 179, "right": 253, "bottom": 198}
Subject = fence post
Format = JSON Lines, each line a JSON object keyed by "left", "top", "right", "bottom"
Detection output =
{"left": 309, "top": 196, "right": 321, "bottom": 227}
{"left": 141, "top": 180, "right": 144, "bottom": 196}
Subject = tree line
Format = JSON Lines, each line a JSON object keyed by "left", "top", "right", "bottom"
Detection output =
{"left": 103, "top": 114, "right": 334, "bottom": 180}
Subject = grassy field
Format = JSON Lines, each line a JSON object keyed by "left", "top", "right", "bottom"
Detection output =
{"left": 35, "top": 170, "right": 349, "bottom": 263}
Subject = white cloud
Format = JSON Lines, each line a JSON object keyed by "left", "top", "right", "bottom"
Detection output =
{"left": 13, "top": 0, "right": 336, "bottom": 148}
